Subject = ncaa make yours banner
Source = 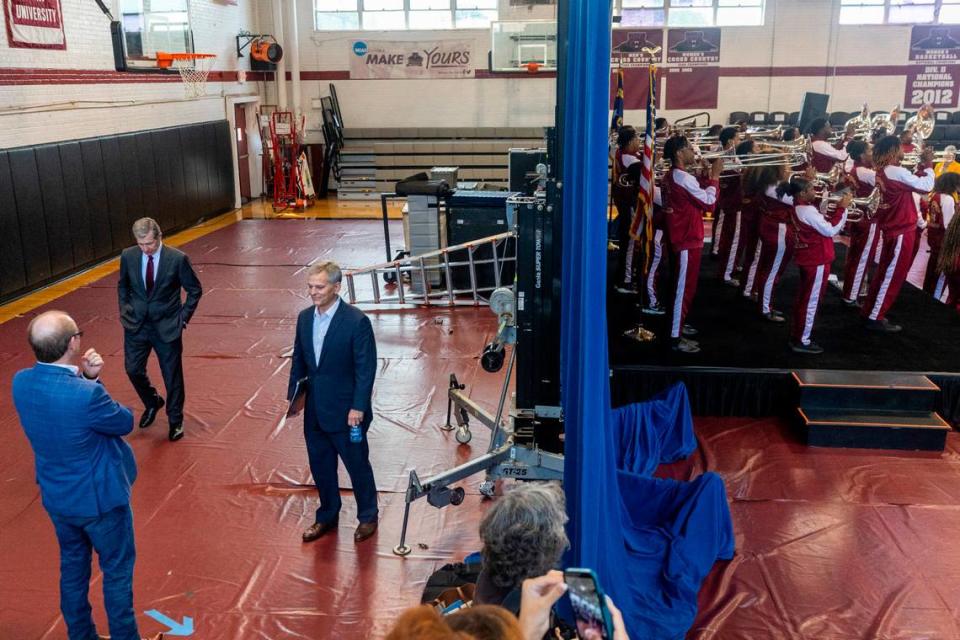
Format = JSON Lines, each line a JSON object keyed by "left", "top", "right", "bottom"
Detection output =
{"left": 350, "top": 39, "right": 474, "bottom": 79}
{"left": 3, "top": 0, "right": 65, "bottom": 49}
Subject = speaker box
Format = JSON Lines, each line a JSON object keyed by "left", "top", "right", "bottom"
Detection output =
{"left": 799, "top": 92, "right": 830, "bottom": 135}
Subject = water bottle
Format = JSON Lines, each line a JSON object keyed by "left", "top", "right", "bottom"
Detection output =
{"left": 350, "top": 424, "right": 362, "bottom": 444}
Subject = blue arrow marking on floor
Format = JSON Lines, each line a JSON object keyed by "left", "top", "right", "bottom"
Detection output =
{"left": 144, "top": 610, "right": 194, "bottom": 636}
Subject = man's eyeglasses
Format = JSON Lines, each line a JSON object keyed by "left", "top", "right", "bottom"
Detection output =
{"left": 72, "top": 331, "right": 84, "bottom": 339}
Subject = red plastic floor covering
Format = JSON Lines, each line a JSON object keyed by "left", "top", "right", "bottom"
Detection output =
{"left": 1, "top": 219, "right": 959, "bottom": 639}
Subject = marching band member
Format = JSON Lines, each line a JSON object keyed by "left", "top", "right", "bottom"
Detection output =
{"left": 752, "top": 165, "right": 811, "bottom": 322}
{"left": 612, "top": 126, "right": 641, "bottom": 293}
{"left": 923, "top": 172, "right": 959, "bottom": 296}
{"left": 937, "top": 210, "right": 960, "bottom": 311}
{"left": 710, "top": 127, "right": 741, "bottom": 258}
{"left": 717, "top": 139, "right": 757, "bottom": 285}
{"left": 644, "top": 185, "right": 668, "bottom": 316}
{"left": 841, "top": 140, "right": 879, "bottom": 305}
{"left": 740, "top": 163, "right": 786, "bottom": 303}
{"left": 809, "top": 117, "right": 855, "bottom": 172}
{"left": 782, "top": 177, "right": 851, "bottom": 354}
{"left": 935, "top": 145, "right": 960, "bottom": 177}
{"left": 860, "top": 135, "right": 935, "bottom": 331}
{"left": 662, "top": 136, "right": 722, "bottom": 354}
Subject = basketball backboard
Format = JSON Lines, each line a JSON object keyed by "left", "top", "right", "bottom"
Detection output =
{"left": 490, "top": 21, "right": 558, "bottom": 72}
{"left": 112, "top": 0, "right": 196, "bottom": 71}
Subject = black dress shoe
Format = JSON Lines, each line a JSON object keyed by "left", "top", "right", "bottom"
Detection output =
{"left": 681, "top": 324, "right": 698, "bottom": 337}
{"left": 303, "top": 518, "right": 339, "bottom": 542}
{"left": 139, "top": 397, "right": 164, "bottom": 429}
{"left": 764, "top": 310, "right": 786, "bottom": 323}
{"left": 354, "top": 521, "right": 378, "bottom": 543}
{"left": 168, "top": 423, "right": 184, "bottom": 442}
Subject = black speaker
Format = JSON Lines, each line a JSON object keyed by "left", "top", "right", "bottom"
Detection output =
{"left": 798, "top": 92, "right": 830, "bottom": 135}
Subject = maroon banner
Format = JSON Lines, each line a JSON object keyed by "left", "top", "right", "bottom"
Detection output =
{"left": 611, "top": 29, "right": 664, "bottom": 67}
{"left": 609, "top": 68, "right": 662, "bottom": 110}
{"left": 665, "top": 66, "right": 719, "bottom": 110}
{"left": 3, "top": 0, "right": 65, "bottom": 49}
{"left": 666, "top": 28, "right": 720, "bottom": 66}
{"left": 904, "top": 64, "right": 959, "bottom": 109}
{"left": 908, "top": 25, "right": 960, "bottom": 63}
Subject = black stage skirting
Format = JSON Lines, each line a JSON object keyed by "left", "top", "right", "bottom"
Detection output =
{"left": 608, "top": 242, "right": 960, "bottom": 425}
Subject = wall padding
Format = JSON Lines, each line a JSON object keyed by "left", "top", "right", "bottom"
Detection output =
{"left": 0, "top": 120, "right": 235, "bottom": 303}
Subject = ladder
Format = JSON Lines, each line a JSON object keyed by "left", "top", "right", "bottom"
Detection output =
{"left": 343, "top": 231, "right": 516, "bottom": 306}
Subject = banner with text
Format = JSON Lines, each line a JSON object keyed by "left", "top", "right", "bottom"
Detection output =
{"left": 908, "top": 25, "right": 960, "bottom": 63}
{"left": 904, "top": 64, "right": 959, "bottom": 109}
{"left": 349, "top": 39, "right": 474, "bottom": 79}
{"left": 3, "top": 0, "right": 66, "bottom": 49}
{"left": 666, "top": 28, "right": 721, "bottom": 66}
{"left": 611, "top": 29, "right": 664, "bottom": 67}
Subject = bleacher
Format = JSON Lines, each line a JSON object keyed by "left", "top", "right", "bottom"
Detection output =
{"left": 335, "top": 127, "right": 545, "bottom": 201}
{"left": 727, "top": 109, "right": 960, "bottom": 149}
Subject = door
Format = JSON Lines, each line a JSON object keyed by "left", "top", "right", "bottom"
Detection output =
{"left": 234, "top": 104, "right": 252, "bottom": 202}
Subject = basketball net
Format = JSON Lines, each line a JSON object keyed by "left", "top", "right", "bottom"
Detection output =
{"left": 173, "top": 56, "right": 216, "bottom": 99}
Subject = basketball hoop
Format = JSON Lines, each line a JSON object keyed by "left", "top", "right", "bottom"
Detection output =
{"left": 157, "top": 52, "right": 217, "bottom": 98}
{"left": 526, "top": 61, "right": 541, "bottom": 74}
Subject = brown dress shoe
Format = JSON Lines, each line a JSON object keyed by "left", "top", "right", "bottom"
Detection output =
{"left": 354, "top": 521, "right": 378, "bottom": 543}
{"left": 302, "top": 518, "right": 338, "bottom": 542}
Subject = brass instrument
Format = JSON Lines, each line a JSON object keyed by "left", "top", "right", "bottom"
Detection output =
{"left": 819, "top": 187, "right": 881, "bottom": 222}
{"left": 870, "top": 105, "right": 899, "bottom": 138}
{"left": 904, "top": 104, "right": 935, "bottom": 148}
{"left": 812, "top": 164, "right": 844, "bottom": 191}
{"left": 844, "top": 103, "right": 872, "bottom": 139}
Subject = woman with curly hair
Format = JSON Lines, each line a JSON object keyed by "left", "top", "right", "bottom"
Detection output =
{"left": 475, "top": 483, "right": 569, "bottom": 609}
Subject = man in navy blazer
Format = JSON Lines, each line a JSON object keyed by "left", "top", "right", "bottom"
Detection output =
{"left": 288, "top": 261, "right": 379, "bottom": 544}
{"left": 12, "top": 311, "right": 160, "bottom": 640}
{"left": 118, "top": 217, "right": 202, "bottom": 442}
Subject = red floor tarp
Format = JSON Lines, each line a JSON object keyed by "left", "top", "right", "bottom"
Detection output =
{"left": 1, "top": 219, "right": 959, "bottom": 639}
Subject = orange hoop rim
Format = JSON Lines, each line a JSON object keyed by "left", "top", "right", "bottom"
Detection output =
{"left": 156, "top": 51, "right": 216, "bottom": 69}
{"left": 525, "top": 61, "right": 541, "bottom": 74}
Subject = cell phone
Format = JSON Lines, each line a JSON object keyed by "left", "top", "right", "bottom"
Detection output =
{"left": 563, "top": 568, "right": 615, "bottom": 640}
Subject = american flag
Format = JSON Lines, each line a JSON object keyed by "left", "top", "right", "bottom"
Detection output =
{"left": 629, "top": 65, "right": 657, "bottom": 260}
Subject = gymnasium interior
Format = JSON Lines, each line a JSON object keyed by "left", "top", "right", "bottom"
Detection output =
{"left": 2, "top": 1, "right": 960, "bottom": 639}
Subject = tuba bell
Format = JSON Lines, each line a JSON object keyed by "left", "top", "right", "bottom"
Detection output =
{"left": 904, "top": 104, "right": 935, "bottom": 148}
{"left": 870, "top": 105, "right": 899, "bottom": 138}
{"left": 844, "top": 103, "right": 872, "bottom": 139}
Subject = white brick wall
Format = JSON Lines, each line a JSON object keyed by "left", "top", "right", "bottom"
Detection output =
{"left": 0, "top": 0, "right": 263, "bottom": 148}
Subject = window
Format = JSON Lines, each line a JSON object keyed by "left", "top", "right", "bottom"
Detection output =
{"left": 616, "top": 0, "right": 764, "bottom": 26}
{"left": 314, "top": 0, "right": 498, "bottom": 30}
{"left": 839, "top": 0, "right": 960, "bottom": 24}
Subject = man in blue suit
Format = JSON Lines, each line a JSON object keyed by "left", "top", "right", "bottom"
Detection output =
{"left": 288, "top": 261, "right": 379, "bottom": 544}
{"left": 12, "top": 311, "right": 161, "bottom": 640}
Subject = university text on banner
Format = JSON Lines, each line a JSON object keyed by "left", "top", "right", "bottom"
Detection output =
{"left": 3, "top": 0, "right": 66, "bottom": 49}
{"left": 349, "top": 39, "right": 474, "bottom": 79}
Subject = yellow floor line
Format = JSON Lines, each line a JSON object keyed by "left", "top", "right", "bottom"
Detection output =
{"left": 0, "top": 195, "right": 401, "bottom": 325}
{"left": 0, "top": 210, "right": 242, "bottom": 325}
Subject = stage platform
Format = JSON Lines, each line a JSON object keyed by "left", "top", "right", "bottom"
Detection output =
{"left": 608, "top": 244, "right": 960, "bottom": 424}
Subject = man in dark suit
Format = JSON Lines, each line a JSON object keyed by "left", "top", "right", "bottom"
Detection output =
{"left": 118, "top": 217, "right": 202, "bottom": 442}
{"left": 12, "top": 311, "right": 162, "bottom": 640}
{"left": 288, "top": 260, "right": 379, "bottom": 543}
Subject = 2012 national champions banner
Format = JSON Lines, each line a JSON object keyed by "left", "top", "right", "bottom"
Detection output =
{"left": 3, "top": 0, "right": 66, "bottom": 49}
{"left": 905, "top": 25, "right": 960, "bottom": 109}
{"left": 349, "top": 39, "right": 474, "bottom": 79}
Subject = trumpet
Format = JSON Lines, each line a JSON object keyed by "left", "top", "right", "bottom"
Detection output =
{"left": 819, "top": 187, "right": 881, "bottom": 222}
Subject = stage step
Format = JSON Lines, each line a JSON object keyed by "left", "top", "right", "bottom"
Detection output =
{"left": 798, "top": 407, "right": 950, "bottom": 451}
{"left": 792, "top": 370, "right": 939, "bottom": 412}
{"left": 792, "top": 370, "right": 949, "bottom": 451}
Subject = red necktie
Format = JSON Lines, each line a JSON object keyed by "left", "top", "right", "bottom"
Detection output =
{"left": 146, "top": 255, "right": 155, "bottom": 295}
